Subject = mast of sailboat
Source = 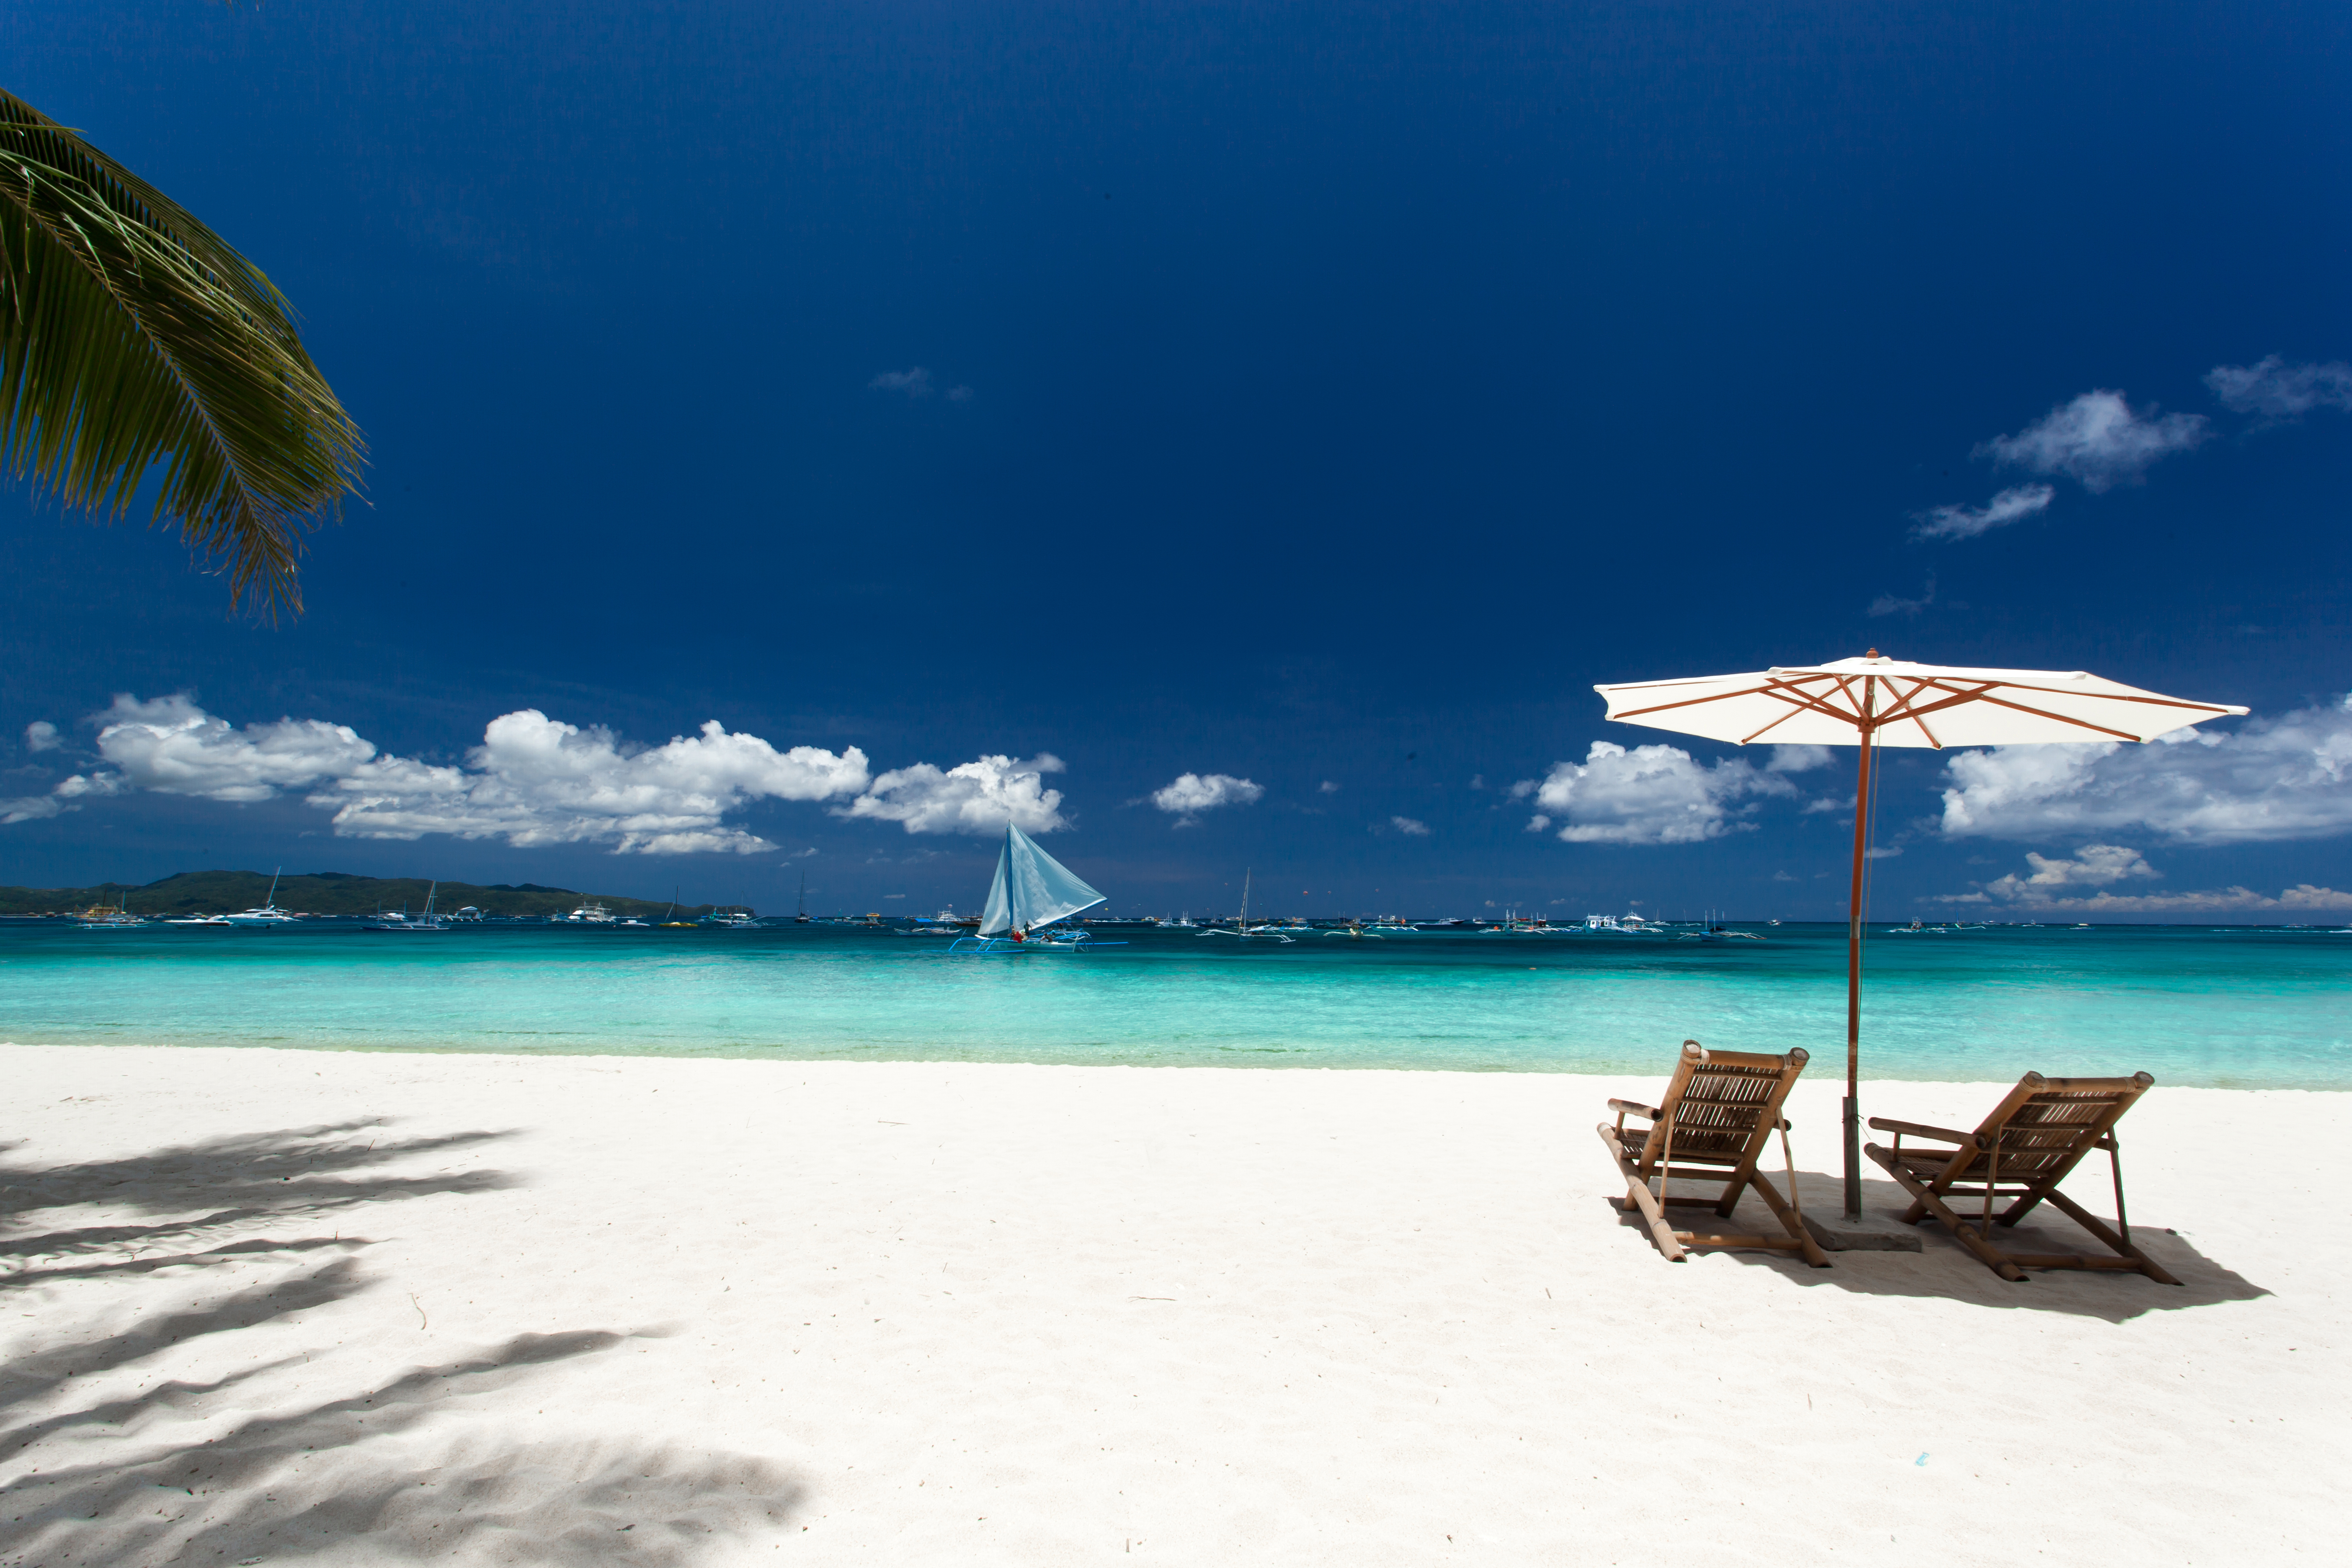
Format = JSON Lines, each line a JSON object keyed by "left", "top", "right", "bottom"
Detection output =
{"left": 797, "top": 868, "right": 807, "bottom": 919}
{"left": 1240, "top": 868, "right": 1251, "bottom": 931}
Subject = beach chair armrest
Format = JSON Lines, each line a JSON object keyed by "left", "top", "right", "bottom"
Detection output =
{"left": 1867, "top": 1117, "right": 1970, "bottom": 1144}
{"left": 1607, "top": 1099, "right": 1663, "bottom": 1121}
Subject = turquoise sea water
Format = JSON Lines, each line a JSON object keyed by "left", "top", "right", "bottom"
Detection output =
{"left": 2, "top": 922, "right": 2347, "bottom": 1088}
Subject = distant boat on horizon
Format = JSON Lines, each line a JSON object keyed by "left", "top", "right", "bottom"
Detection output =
{"left": 367, "top": 881, "right": 451, "bottom": 932}
{"left": 75, "top": 893, "right": 144, "bottom": 929}
{"left": 1197, "top": 869, "right": 1293, "bottom": 942}
{"left": 224, "top": 869, "right": 299, "bottom": 928}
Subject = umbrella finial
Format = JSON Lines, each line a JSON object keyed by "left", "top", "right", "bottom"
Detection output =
{"left": 1865, "top": 647, "right": 1880, "bottom": 658}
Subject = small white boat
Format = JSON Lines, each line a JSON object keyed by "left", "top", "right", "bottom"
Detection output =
{"left": 223, "top": 869, "right": 299, "bottom": 927}
{"left": 367, "top": 882, "right": 450, "bottom": 932}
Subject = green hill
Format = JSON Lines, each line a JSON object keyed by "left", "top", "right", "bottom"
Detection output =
{"left": 0, "top": 870, "right": 729, "bottom": 919}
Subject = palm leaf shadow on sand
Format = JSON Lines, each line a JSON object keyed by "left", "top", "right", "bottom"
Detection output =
{"left": 1, "top": 1121, "right": 804, "bottom": 1563}
{"left": 0, "top": 1119, "right": 516, "bottom": 1261}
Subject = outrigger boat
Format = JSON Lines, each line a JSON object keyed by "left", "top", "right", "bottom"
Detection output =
{"left": 949, "top": 823, "right": 1118, "bottom": 953}
{"left": 1196, "top": 870, "right": 1293, "bottom": 942}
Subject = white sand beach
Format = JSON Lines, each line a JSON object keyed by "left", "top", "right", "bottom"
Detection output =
{"left": 1, "top": 1042, "right": 2341, "bottom": 1565}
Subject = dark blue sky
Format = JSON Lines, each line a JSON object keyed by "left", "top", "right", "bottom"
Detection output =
{"left": 5, "top": 0, "right": 2348, "bottom": 918}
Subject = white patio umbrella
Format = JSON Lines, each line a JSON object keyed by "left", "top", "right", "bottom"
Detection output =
{"left": 1592, "top": 650, "right": 2247, "bottom": 1222}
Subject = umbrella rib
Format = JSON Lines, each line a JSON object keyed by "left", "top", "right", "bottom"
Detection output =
{"left": 1736, "top": 704, "right": 1810, "bottom": 745}
{"left": 1901, "top": 681, "right": 2155, "bottom": 743}
{"left": 1731, "top": 677, "right": 1872, "bottom": 743}
{"left": 1734, "top": 676, "right": 1867, "bottom": 743}
{"left": 1609, "top": 681, "right": 1785, "bottom": 721}
{"left": 1908, "top": 676, "right": 2239, "bottom": 716}
{"left": 1869, "top": 678, "right": 1954, "bottom": 748}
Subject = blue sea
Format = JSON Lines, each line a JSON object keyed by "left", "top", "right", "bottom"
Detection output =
{"left": 3, "top": 922, "right": 2347, "bottom": 1089}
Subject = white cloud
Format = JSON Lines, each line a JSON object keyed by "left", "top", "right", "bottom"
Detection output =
{"left": 0, "top": 794, "right": 63, "bottom": 824}
{"left": 867, "top": 368, "right": 971, "bottom": 402}
{"left": 2205, "top": 355, "right": 2352, "bottom": 421}
{"left": 322, "top": 710, "right": 872, "bottom": 854}
{"left": 1944, "top": 846, "right": 2352, "bottom": 913}
{"left": 1149, "top": 772, "right": 1264, "bottom": 823}
{"left": 23, "top": 721, "right": 59, "bottom": 753}
{"left": 840, "top": 753, "right": 1069, "bottom": 835}
{"left": 1506, "top": 779, "right": 1537, "bottom": 801}
{"left": 1979, "top": 391, "right": 2208, "bottom": 492}
{"left": 1937, "top": 696, "right": 2349, "bottom": 846}
{"left": 1911, "top": 485, "right": 2055, "bottom": 542}
{"left": 84, "top": 694, "right": 376, "bottom": 802}
{"left": 1390, "top": 815, "right": 1431, "bottom": 836}
{"left": 1523, "top": 741, "right": 1802, "bottom": 845}
{"left": 1318, "top": 779, "right": 1339, "bottom": 794}
{"left": 1766, "top": 745, "right": 1836, "bottom": 774}
{"left": 1868, "top": 579, "right": 1936, "bottom": 618}
{"left": 6, "top": 694, "right": 874, "bottom": 855}
{"left": 1986, "top": 843, "right": 2162, "bottom": 896}
{"left": 1524, "top": 814, "right": 1551, "bottom": 832}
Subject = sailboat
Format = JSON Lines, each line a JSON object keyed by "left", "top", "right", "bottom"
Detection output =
{"left": 1196, "top": 869, "right": 1293, "bottom": 941}
{"left": 794, "top": 867, "right": 811, "bottom": 924}
{"left": 224, "top": 869, "right": 299, "bottom": 927}
{"left": 949, "top": 822, "right": 1117, "bottom": 953}
{"left": 366, "top": 881, "right": 451, "bottom": 932}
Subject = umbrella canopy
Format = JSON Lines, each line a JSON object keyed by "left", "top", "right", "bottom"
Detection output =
{"left": 1595, "top": 654, "right": 2246, "bottom": 749}
{"left": 1591, "top": 651, "right": 2247, "bottom": 1221}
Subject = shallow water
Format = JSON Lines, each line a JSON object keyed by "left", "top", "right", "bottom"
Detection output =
{"left": 5, "top": 921, "right": 2348, "bottom": 1088}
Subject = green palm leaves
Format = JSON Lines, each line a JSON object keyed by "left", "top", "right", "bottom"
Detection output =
{"left": 1, "top": 88, "right": 362, "bottom": 617}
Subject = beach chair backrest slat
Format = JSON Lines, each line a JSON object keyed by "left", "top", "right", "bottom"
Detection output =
{"left": 1935, "top": 1073, "right": 2155, "bottom": 1197}
{"left": 1637, "top": 1044, "right": 1805, "bottom": 1172}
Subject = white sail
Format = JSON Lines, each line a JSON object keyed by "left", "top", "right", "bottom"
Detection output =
{"left": 977, "top": 822, "right": 1104, "bottom": 936}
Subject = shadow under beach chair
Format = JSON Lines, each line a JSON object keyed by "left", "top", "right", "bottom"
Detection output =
{"left": 1596, "top": 1040, "right": 1829, "bottom": 1268}
{"left": 1864, "top": 1072, "right": 2181, "bottom": 1286}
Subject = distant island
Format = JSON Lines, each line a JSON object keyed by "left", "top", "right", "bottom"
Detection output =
{"left": 0, "top": 870, "right": 733, "bottom": 920}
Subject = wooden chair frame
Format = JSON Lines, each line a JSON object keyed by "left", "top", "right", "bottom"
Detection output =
{"left": 1864, "top": 1072, "right": 2179, "bottom": 1285}
{"left": 1596, "top": 1040, "right": 1829, "bottom": 1267}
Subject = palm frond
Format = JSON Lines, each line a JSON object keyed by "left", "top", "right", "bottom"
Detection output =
{"left": 0, "top": 88, "right": 364, "bottom": 618}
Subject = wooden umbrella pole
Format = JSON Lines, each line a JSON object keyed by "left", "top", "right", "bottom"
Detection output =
{"left": 1844, "top": 694, "right": 1877, "bottom": 1222}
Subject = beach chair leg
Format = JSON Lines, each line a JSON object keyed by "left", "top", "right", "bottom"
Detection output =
{"left": 1865, "top": 1142, "right": 2027, "bottom": 1283}
{"left": 2041, "top": 1189, "right": 2183, "bottom": 1286}
{"left": 1745, "top": 1170, "right": 1831, "bottom": 1268}
{"left": 1595, "top": 1123, "right": 1686, "bottom": 1262}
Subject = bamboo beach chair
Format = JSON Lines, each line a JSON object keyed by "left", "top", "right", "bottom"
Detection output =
{"left": 1597, "top": 1041, "right": 1829, "bottom": 1267}
{"left": 1864, "top": 1072, "right": 2179, "bottom": 1285}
